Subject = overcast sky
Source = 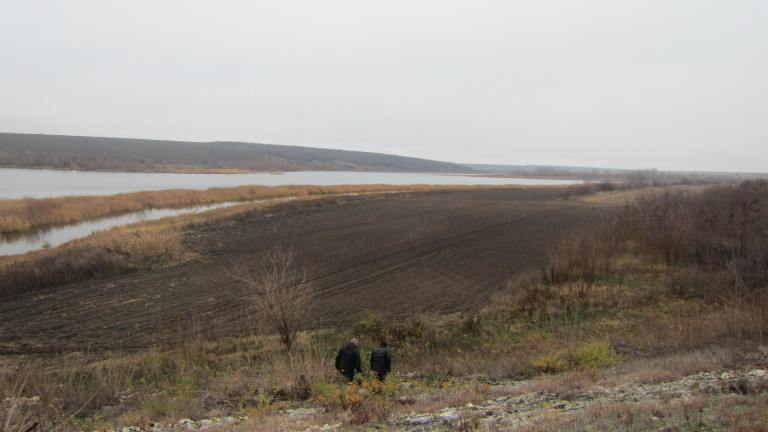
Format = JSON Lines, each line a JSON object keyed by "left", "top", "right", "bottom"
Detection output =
{"left": 1, "top": 1, "right": 766, "bottom": 172}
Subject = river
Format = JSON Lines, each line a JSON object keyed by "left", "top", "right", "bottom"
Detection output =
{"left": 0, "top": 168, "right": 579, "bottom": 199}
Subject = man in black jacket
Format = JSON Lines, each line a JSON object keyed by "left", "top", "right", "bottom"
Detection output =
{"left": 335, "top": 338, "right": 362, "bottom": 382}
{"left": 370, "top": 340, "right": 391, "bottom": 381}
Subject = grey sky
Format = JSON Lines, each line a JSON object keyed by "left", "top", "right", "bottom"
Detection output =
{"left": 1, "top": 1, "right": 766, "bottom": 172}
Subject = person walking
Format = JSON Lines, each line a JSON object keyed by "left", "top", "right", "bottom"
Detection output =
{"left": 369, "top": 340, "right": 391, "bottom": 381}
{"left": 335, "top": 338, "right": 362, "bottom": 382}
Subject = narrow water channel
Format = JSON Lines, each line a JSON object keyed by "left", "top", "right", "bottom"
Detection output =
{"left": 0, "top": 201, "right": 246, "bottom": 256}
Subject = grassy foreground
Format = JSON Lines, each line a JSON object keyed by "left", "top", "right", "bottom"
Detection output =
{"left": 2, "top": 181, "right": 767, "bottom": 431}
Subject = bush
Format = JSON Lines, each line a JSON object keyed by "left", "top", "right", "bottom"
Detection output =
{"left": 571, "top": 340, "right": 622, "bottom": 369}
{"left": 312, "top": 372, "right": 398, "bottom": 424}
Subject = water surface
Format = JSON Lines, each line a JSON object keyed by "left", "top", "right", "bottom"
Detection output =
{"left": 0, "top": 169, "right": 579, "bottom": 199}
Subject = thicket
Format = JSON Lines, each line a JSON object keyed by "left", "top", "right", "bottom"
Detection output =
{"left": 539, "top": 180, "right": 768, "bottom": 342}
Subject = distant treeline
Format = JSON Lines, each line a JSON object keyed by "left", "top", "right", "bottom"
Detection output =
{"left": 0, "top": 133, "right": 471, "bottom": 173}
{"left": 468, "top": 164, "right": 762, "bottom": 184}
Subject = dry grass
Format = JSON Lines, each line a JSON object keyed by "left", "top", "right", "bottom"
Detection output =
{"left": 575, "top": 184, "right": 710, "bottom": 206}
{"left": 0, "top": 224, "right": 183, "bottom": 297}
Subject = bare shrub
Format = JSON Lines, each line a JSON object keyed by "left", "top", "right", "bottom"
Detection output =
{"left": 0, "top": 356, "right": 137, "bottom": 431}
{"left": 547, "top": 181, "right": 768, "bottom": 341}
{"left": 614, "top": 189, "right": 697, "bottom": 266}
{"left": 618, "top": 181, "right": 768, "bottom": 297}
{"left": 560, "top": 183, "right": 598, "bottom": 200}
{"left": 232, "top": 246, "right": 315, "bottom": 352}
{"left": 723, "top": 291, "right": 768, "bottom": 342}
{"left": 543, "top": 224, "right": 615, "bottom": 287}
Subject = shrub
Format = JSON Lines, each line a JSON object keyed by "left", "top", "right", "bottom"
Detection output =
{"left": 312, "top": 372, "right": 398, "bottom": 424}
{"left": 570, "top": 340, "right": 622, "bottom": 369}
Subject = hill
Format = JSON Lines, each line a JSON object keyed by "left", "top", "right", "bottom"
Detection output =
{"left": 0, "top": 132, "right": 472, "bottom": 173}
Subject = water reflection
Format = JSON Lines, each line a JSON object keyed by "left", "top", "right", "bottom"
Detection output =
{"left": 0, "top": 201, "right": 243, "bottom": 256}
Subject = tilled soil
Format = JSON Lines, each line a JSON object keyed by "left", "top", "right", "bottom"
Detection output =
{"left": 0, "top": 188, "right": 607, "bottom": 354}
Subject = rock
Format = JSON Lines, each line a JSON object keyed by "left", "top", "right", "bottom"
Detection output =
{"left": 196, "top": 419, "right": 215, "bottom": 429}
{"left": 177, "top": 419, "right": 196, "bottom": 430}
{"left": 405, "top": 414, "right": 434, "bottom": 425}
{"left": 434, "top": 408, "right": 461, "bottom": 422}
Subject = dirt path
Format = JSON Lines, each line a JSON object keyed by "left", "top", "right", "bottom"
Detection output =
{"left": 0, "top": 188, "right": 607, "bottom": 353}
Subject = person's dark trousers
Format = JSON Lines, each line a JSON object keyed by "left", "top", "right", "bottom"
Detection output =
{"left": 375, "top": 371, "right": 387, "bottom": 381}
{"left": 343, "top": 373, "right": 355, "bottom": 383}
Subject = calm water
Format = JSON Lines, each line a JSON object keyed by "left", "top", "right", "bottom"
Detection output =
{"left": 0, "top": 168, "right": 580, "bottom": 256}
{"left": 0, "top": 168, "right": 578, "bottom": 199}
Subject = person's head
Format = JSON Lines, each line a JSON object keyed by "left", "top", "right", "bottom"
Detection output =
{"left": 380, "top": 340, "right": 387, "bottom": 348}
{"left": 350, "top": 338, "right": 358, "bottom": 346}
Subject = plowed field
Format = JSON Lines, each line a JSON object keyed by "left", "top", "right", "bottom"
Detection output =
{"left": 0, "top": 188, "right": 608, "bottom": 354}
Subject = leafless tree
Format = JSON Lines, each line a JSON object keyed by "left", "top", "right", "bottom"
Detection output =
{"left": 231, "top": 245, "right": 315, "bottom": 352}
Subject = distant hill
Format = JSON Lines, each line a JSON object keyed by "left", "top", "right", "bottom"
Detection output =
{"left": 0, "top": 133, "right": 472, "bottom": 173}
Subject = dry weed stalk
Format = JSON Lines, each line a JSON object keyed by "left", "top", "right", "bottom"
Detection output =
{"left": 232, "top": 246, "right": 316, "bottom": 352}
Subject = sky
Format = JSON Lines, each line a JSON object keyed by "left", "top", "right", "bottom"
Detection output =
{"left": 1, "top": 1, "right": 766, "bottom": 173}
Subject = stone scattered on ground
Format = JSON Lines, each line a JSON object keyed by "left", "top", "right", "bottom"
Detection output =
{"left": 111, "top": 369, "right": 767, "bottom": 432}
{"left": 387, "top": 369, "right": 768, "bottom": 431}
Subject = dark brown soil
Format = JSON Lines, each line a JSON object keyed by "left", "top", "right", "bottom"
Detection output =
{"left": 0, "top": 188, "right": 608, "bottom": 354}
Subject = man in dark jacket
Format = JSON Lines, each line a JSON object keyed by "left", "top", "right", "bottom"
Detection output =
{"left": 335, "top": 338, "right": 362, "bottom": 382}
{"left": 370, "top": 340, "right": 391, "bottom": 381}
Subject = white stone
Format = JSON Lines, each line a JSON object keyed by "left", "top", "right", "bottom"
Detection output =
{"left": 405, "top": 414, "right": 435, "bottom": 425}
{"left": 435, "top": 408, "right": 461, "bottom": 422}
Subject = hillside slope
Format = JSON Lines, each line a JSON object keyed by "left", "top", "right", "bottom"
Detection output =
{"left": 0, "top": 132, "right": 471, "bottom": 173}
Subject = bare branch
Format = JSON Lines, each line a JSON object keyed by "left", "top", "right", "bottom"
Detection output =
{"left": 231, "top": 245, "right": 315, "bottom": 351}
